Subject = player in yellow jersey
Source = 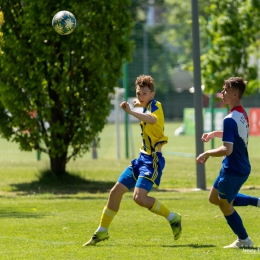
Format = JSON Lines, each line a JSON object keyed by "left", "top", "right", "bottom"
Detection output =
{"left": 83, "top": 75, "right": 182, "bottom": 246}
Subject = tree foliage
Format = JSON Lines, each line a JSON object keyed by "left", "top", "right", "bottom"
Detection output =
{"left": 0, "top": 0, "right": 133, "bottom": 175}
{"left": 154, "top": 0, "right": 260, "bottom": 94}
{"left": 201, "top": 0, "right": 260, "bottom": 94}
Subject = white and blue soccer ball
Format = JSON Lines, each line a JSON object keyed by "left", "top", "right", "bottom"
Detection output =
{"left": 52, "top": 11, "right": 76, "bottom": 35}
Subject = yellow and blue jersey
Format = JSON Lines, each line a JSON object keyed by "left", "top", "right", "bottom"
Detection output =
{"left": 139, "top": 99, "right": 168, "bottom": 155}
{"left": 118, "top": 99, "right": 168, "bottom": 189}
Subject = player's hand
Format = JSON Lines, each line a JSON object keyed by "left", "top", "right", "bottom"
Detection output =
{"left": 133, "top": 99, "right": 141, "bottom": 107}
{"left": 201, "top": 132, "right": 214, "bottom": 142}
{"left": 120, "top": 101, "right": 132, "bottom": 113}
{"left": 196, "top": 153, "right": 209, "bottom": 164}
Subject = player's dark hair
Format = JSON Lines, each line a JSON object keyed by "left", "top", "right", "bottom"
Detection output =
{"left": 135, "top": 75, "right": 154, "bottom": 92}
{"left": 224, "top": 77, "right": 246, "bottom": 99}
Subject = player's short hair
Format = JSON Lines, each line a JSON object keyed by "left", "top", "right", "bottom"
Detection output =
{"left": 135, "top": 75, "right": 154, "bottom": 92}
{"left": 224, "top": 77, "right": 247, "bottom": 99}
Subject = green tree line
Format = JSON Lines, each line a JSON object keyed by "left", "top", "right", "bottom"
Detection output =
{"left": 0, "top": 1, "right": 133, "bottom": 176}
{"left": 0, "top": 0, "right": 260, "bottom": 178}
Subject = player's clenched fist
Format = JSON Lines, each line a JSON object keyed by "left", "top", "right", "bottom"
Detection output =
{"left": 120, "top": 101, "right": 131, "bottom": 113}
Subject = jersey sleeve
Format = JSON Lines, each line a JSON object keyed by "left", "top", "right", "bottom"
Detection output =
{"left": 150, "top": 109, "right": 158, "bottom": 120}
{"left": 222, "top": 117, "right": 237, "bottom": 144}
{"left": 148, "top": 101, "right": 159, "bottom": 120}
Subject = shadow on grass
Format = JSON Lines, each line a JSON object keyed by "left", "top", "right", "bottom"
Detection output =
{"left": 0, "top": 208, "right": 49, "bottom": 219}
{"left": 162, "top": 244, "right": 216, "bottom": 248}
{"left": 9, "top": 170, "right": 115, "bottom": 195}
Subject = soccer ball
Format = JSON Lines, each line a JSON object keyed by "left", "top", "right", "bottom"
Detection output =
{"left": 52, "top": 11, "right": 76, "bottom": 35}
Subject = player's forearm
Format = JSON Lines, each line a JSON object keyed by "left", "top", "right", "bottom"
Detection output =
{"left": 128, "top": 110, "right": 156, "bottom": 124}
{"left": 211, "top": 131, "right": 223, "bottom": 138}
{"left": 204, "top": 145, "right": 230, "bottom": 157}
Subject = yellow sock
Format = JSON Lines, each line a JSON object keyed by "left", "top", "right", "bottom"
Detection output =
{"left": 99, "top": 206, "right": 117, "bottom": 229}
{"left": 149, "top": 199, "right": 170, "bottom": 219}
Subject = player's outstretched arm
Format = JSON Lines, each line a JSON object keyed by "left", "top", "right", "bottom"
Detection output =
{"left": 196, "top": 142, "right": 233, "bottom": 164}
{"left": 201, "top": 131, "right": 223, "bottom": 142}
{"left": 120, "top": 101, "right": 156, "bottom": 124}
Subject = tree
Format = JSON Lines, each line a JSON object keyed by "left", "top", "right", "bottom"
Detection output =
{"left": 156, "top": 0, "right": 260, "bottom": 94}
{"left": 0, "top": 1, "right": 133, "bottom": 176}
{"left": 201, "top": 0, "right": 260, "bottom": 94}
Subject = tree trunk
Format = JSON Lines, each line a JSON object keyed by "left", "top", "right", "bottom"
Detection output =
{"left": 50, "top": 152, "right": 67, "bottom": 178}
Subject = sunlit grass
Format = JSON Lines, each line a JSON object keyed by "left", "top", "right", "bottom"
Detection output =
{"left": 0, "top": 122, "right": 260, "bottom": 259}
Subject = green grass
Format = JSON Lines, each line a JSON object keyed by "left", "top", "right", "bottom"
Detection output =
{"left": 0, "top": 190, "right": 260, "bottom": 259}
{"left": 0, "top": 122, "right": 260, "bottom": 259}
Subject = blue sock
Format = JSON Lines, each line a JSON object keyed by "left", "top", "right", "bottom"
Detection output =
{"left": 225, "top": 211, "right": 248, "bottom": 240}
{"left": 233, "top": 193, "right": 258, "bottom": 206}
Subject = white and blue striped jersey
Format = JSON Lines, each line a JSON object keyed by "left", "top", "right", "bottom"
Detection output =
{"left": 222, "top": 106, "right": 251, "bottom": 176}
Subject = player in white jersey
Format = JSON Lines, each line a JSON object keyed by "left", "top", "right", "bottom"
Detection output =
{"left": 197, "top": 77, "right": 259, "bottom": 249}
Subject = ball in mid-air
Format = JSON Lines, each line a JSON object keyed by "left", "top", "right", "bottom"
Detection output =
{"left": 52, "top": 11, "right": 76, "bottom": 35}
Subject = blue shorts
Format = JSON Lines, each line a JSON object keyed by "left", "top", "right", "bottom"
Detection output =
{"left": 213, "top": 168, "right": 249, "bottom": 203}
{"left": 117, "top": 152, "right": 165, "bottom": 192}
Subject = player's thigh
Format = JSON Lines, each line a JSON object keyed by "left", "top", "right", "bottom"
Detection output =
{"left": 208, "top": 186, "right": 219, "bottom": 205}
{"left": 133, "top": 178, "right": 153, "bottom": 204}
{"left": 107, "top": 182, "right": 129, "bottom": 211}
{"left": 133, "top": 185, "right": 153, "bottom": 208}
{"left": 218, "top": 174, "right": 248, "bottom": 203}
{"left": 133, "top": 186, "right": 149, "bottom": 200}
{"left": 117, "top": 165, "right": 136, "bottom": 190}
{"left": 110, "top": 182, "right": 129, "bottom": 197}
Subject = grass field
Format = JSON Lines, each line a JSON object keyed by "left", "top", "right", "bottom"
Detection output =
{"left": 0, "top": 122, "right": 260, "bottom": 259}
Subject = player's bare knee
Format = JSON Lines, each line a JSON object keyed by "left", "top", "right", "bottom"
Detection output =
{"left": 109, "top": 185, "right": 123, "bottom": 200}
{"left": 208, "top": 196, "right": 219, "bottom": 205}
{"left": 108, "top": 189, "right": 116, "bottom": 201}
{"left": 133, "top": 193, "right": 145, "bottom": 207}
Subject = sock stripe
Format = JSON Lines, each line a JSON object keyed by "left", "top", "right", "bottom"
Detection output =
{"left": 103, "top": 207, "right": 117, "bottom": 217}
{"left": 150, "top": 199, "right": 171, "bottom": 219}
{"left": 155, "top": 201, "right": 161, "bottom": 213}
{"left": 99, "top": 206, "right": 117, "bottom": 229}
